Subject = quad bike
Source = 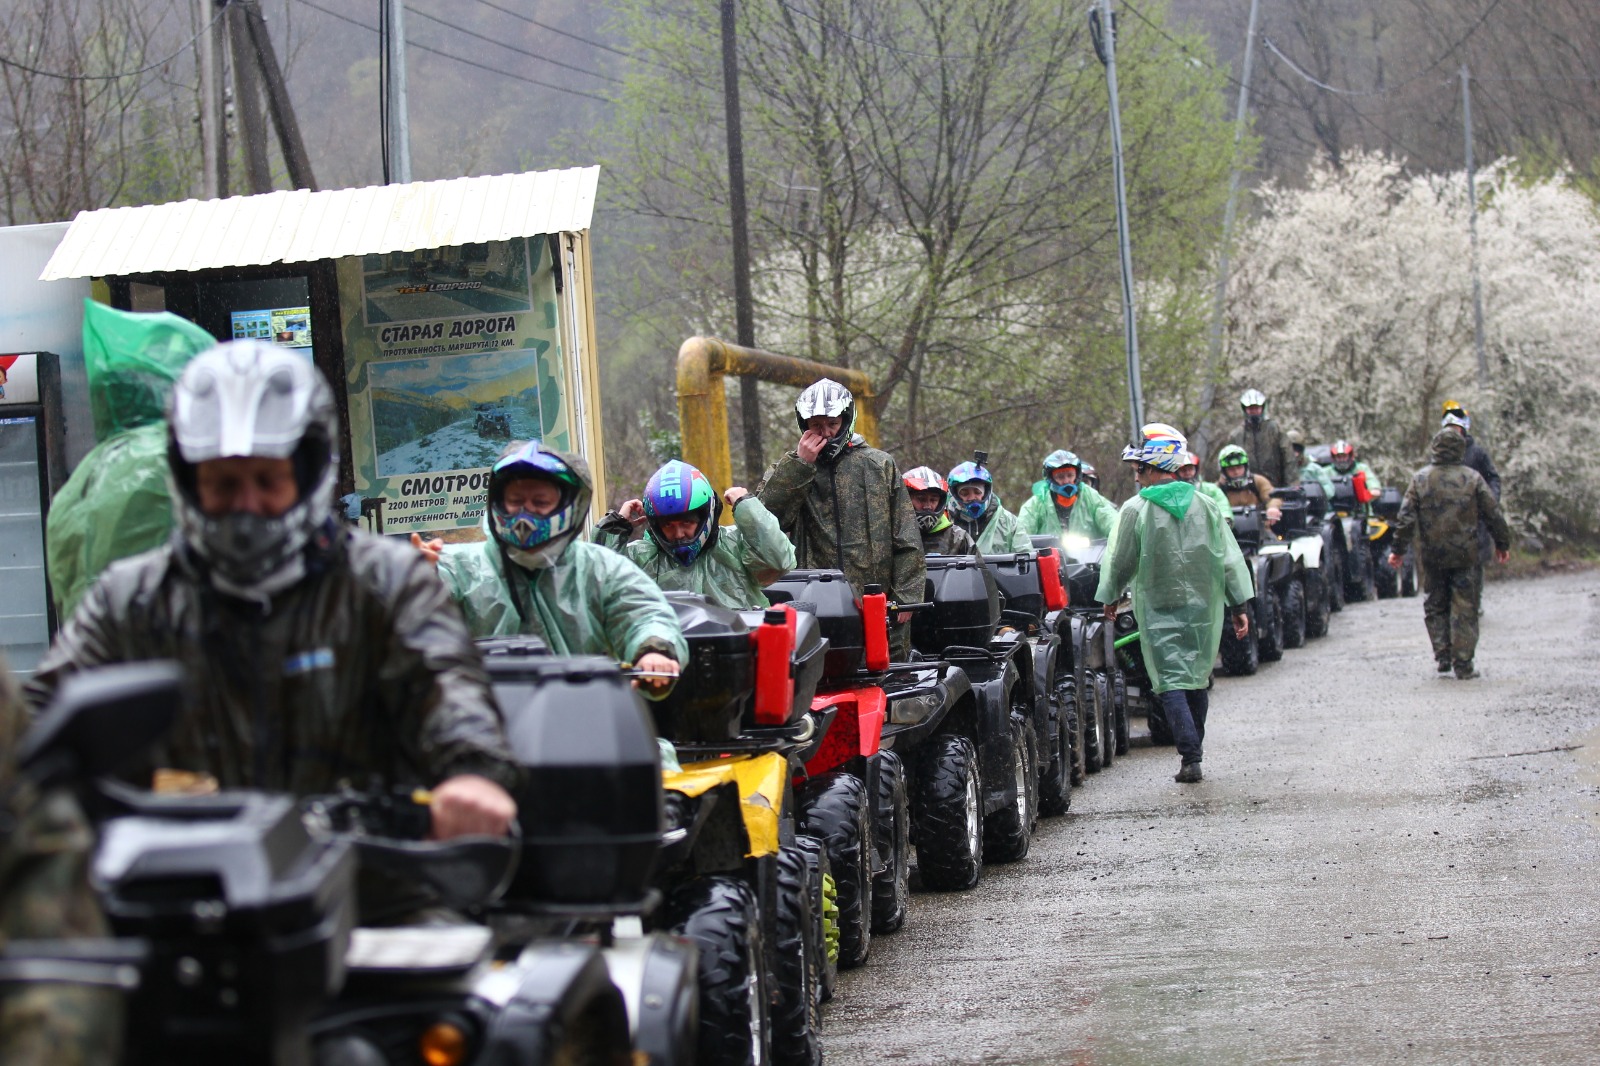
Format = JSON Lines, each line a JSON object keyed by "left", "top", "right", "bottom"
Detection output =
{"left": 1368, "top": 486, "right": 1418, "bottom": 599}
{"left": 483, "top": 596, "right": 835, "bottom": 1066}
{"left": 1218, "top": 504, "right": 1301, "bottom": 675}
{"left": 763, "top": 570, "right": 976, "bottom": 907}
{"left": 1048, "top": 535, "right": 1125, "bottom": 779}
{"left": 981, "top": 546, "right": 1076, "bottom": 817}
{"left": 1328, "top": 474, "right": 1379, "bottom": 603}
{"left": 1277, "top": 483, "right": 1338, "bottom": 638}
{"left": 1, "top": 660, "right": 653, "bottom": 1066}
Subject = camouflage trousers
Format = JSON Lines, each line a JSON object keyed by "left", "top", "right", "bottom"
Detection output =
{"left": 1422, "top": 564, "right": 1482, "bottom": 667}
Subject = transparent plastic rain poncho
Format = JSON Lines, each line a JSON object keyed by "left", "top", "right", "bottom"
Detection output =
{"left": 45, "top": 303, "right": 216, "bottom": 620}
{"left": 1095, "top": 481, "right": 1253, "bottom": 694}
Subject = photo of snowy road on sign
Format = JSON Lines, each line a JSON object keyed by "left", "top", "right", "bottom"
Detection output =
{"left": 368, "top": 348, "right": 543, "bottom": 477}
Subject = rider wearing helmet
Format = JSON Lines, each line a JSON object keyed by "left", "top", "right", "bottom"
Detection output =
{"left": 947, "top": 458, "right": 1033, "bottom": 553}
{"left": 1285, "top": 428, "right": 1335, "bottom": 497}
{"left": 903, "top": 466, "right": 975, "bottom": 555}
{"left": 1017, "top": 449, "right": 1118, "bottom": 540}
{"left": 1080, "top": 461, "right": 1100, "bottom": 490}
{"left": 27, "top": 342, "right": 518, "bottom": 851}
{"left": 593, "top": 459, "right": 796, "bottom": 610}
{"left": 1224, "top": 388, "right": 1295, "bottom": 488}
{"left": 1328, "top": 439, "right": 1382, "bottom": 494}
{"left": 1099, "top": 426, "right": 1252, "bottom": 784}
{"left": 757, "top": 379, "right": 924, "bottom": 654}
{"left": 1178, "top": 450, "right": 1234, "bottom": 523}
{"left": 436, "top": 440, "right": 687, "bottom": 691}
{"left": 1216, "top": 444, "right": 1283, "bottom": 526}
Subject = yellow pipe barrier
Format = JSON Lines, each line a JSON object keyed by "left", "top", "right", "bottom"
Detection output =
{"left": 676, "top": 336, "right": 878, "bottom": 515}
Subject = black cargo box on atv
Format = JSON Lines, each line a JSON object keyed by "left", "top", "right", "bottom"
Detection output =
{"left": 478, "top": 649, "right": 663, "bottom": 907}
{"left": 764, "top": 569, "right": 867, "bottom": 676}
{"left": 984, "top": 553, "right": 1045, "bottom": 623}
{"left": 1232, "top": 505, "right": 1266, "bottom": 553}
{"left": 912, "top": 556, "right": 1001, "bottom": 655}
{"left": 646, "top": 592, "right": 827, "bottom": 741}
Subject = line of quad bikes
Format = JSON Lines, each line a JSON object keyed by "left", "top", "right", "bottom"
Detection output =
{"left": 1, "top": 475, "right": 1413, "bottom": 1066}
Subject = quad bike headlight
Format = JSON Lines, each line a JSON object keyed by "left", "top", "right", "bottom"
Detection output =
{"left": 419, "top": 1017, "right": 471, "bottom": 1066}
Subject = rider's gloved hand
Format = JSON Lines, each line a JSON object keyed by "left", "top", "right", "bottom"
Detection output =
{"left": 429, "top": 774, "right": 517, "bottom": 839}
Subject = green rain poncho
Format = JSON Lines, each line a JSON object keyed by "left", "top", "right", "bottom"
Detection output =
{"left": 1016, "top": 481, "right": 1119, "bottom": 540}
{"left": 1193, "top": 479, "right": 1235, "bottom": 525}
{"left": 439, "top": 529, "right": 688, "bottom": 666}
{"left": 592, "top": 496, "right": 797, "bottom": 611}
{"left": 953, "top": 497, "right": 1033, "bottom": 554}
{"left": 45, "top": 302, "right": 216, "bottom": 620}
{"left": 1095, "top": 481, "right": 1253, "bottom": 694}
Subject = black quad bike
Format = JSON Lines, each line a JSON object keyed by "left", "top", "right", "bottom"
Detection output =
{"left": 1218, "top": 504, "right": 1301, "bottom": 676}
{"left": 1047, "top": 535, "right": 1126, "bottom": 778}
{"left": 484, "top": 605, "right": 834, "bottom": 1066}
{"left": 1368, "top": 486, "right": 1419, "bottom": 599}
{"left": 1275, "top": 483, "right": 1338, "bottom": 638}
{"left": 1328, "top": 474, "right": 1379, "bottom": 603}
{"left": 1, "top": 660, "right": 660, "bottom": 1066}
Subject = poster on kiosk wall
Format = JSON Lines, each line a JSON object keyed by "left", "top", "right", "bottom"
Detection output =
{"left": 338, "top": 237, "right": 574, "bottom": 535}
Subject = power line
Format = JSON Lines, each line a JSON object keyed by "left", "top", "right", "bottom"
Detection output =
{"left": 461, "top": 0, "right": 639, "bottom": 62}
{"left": 291, "top": 0, "right": 611, "bottom": 103}
{"left": 0, "top": 3, "right": 225, "bottom": 82}
{"left": 1119, "top": 0, "right": 1252, "bottom": 96}
{"left": 405, "top": 4, "right": 622, "bottom": 84}
{"left": 1261, "top": 0, "right": 1509, "bottom": 99}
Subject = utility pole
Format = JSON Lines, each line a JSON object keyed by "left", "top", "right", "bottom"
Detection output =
{"left": 720, "top": 0, "right": 763, "bottom": 482}
{"left": 1462, "top": 65, "right": 1489, "bottom": 390}
{"left": 386, "top": 0, "right": 412, "bottom": 183}
{"left": 241, "top": 1, "right": 316, "bottom": 189}
{"left": 196, "top": 0, "right": 226, "bottom": 198}
{"left": 229, "top": 1, "right": 272, "bottom": 194}
{"left": 1196, "top": 0, "right": 1260, "bottom": 462}
{"left": 1092, "top": 0, "right": 1144, "bottom": 444}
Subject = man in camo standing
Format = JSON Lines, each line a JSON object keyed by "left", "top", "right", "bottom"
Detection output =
{"left": 1388, "top": 429, "right": 1511, "bottom": 680}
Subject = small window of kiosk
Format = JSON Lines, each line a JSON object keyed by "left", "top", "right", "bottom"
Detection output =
{"left": 0, "top": 353, "right": 66, "bottom": 678}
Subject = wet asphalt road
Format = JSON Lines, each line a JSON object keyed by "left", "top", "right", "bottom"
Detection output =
{"left": 824, "top": 570, "right": 1600, "bottom": 1064}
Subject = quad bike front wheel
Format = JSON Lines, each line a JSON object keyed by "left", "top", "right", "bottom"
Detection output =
{"left": 1258, "top": 588, "right": 1286, "bottom": 663}
{"left": 1281, "top": 577, "right": 1308, "bottom": 649}
{"left": 870, "top": 751, "right": 911, "bottom": 934}
{"left": 1304, "top": 567, "right": 1331, "bottom": 638}
{"left": 1083, "top": 668, "right": 1108, "bottom": 774}
{"left": 982, "top": 717, "right": 1036, "bottom": 864}
{"left": 772, "top": 847, "right": 823, "bottom": 1066}
{"left": 790, "top": 835, "right": 837, "bottom": 1003}
{"left": 911, "top": 734, "right": 983, "bottom": 891}
{"left": 1112, "top": 669, "right": 1130, "bottom": 757}
{"left": 798, "top": 772, "right": 873, "bottom": 969}
{"left": 1219, "top": 601, "right": 1261, "bottom": 676}
{"left": 667, "top": 875, "right": 772, "bottom": 1066}
{"left": 1038, "top": 667, "right": 1075, "bottom": 816}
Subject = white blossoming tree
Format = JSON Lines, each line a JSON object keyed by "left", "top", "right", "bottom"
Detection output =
{"left": 1225, "top": 153, "right": 1600, "bottom": 541}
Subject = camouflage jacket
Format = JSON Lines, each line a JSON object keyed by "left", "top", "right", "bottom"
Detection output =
{"left": 1, "top": 662, "right": 122, "bottom": 1066}
{"left": 921, "top": 515, "right": 975, "bottom": 556}
{"left": 1225, "top": 418, "right": 1296, "bottom": 489}
{"left": 26, "top": 529, "right": 515, "bottom": 797}
{"left": 1391, "top": 430, "right": 1511, "bottom": 568}
{"left": 757, "top": 438, "right": 926, "bottom": 605}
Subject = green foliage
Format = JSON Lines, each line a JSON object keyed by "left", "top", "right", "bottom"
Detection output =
{"left": 598, "top": 0, "right": 1242, "bottom": 504}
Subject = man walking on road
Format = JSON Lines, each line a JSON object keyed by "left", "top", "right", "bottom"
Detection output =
{"left": 1098, "top": 427, "right": 1253, "bottom": 783}
{"left": 1389, "top": 428, "right": 1511, "bottom": 680}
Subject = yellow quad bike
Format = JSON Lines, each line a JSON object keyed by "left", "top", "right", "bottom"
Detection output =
{"left": 649, "top": 593, "right": 841, "bottom": 1066}
{"left": 1367, "top": 487, "right": 1418, "bottom": 598}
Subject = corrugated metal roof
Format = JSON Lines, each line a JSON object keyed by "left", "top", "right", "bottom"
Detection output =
{"left": 39, "top": 166, "right": 600, "bottom": 280}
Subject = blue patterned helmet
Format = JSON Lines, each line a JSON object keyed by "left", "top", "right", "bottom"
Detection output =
{"left": 1140, "top": 437, "right": 1186, "bottom": 472}
{"left": 643, "top": 459, "right": 720, "bottom": 566}
{"left": 947, "top": 461, "right": 993, "bottom": 520}
{"left": 488, "top": 440, "right": 586, "bottom": 551}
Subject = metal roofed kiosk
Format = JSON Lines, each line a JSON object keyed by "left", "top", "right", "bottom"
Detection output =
{"left": 39, "top": 166, "right": 605, "bottom": 537}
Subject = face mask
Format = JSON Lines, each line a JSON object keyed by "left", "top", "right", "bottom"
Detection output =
{"left": 1050, "top": 482, "right": 1079, "bottom": 504}
{"left": 915, "top": 510, "right": 941, "bottom": 532}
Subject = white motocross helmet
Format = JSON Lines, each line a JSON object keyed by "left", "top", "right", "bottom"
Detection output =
{"left": 795, "top": 378, "right": 856, "bottom": 463}
{"left": 168, "top": 341, "right": 338, "bottom": 593}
